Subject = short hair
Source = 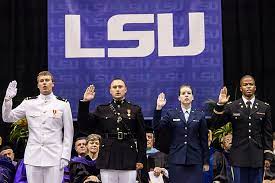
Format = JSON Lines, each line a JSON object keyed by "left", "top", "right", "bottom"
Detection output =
{"left": 86, "top": 134, "right": 102, "bottom": 144}
{"left": 109, "top": 78, "right": 127, "bottom": 88}
{"left": 37, "top": 71, "right": 54, "bottom": 82}
{"left": 74, "top": 137, "right": 87, "bottom": 144}
{"left": 239, "top": 75, "right": 255, "bottom": 86}
{"left": 178, "top": 84, "right": 193, "bottom": 96}
{"left": 145, "top": 125, "right": 154, "bottom": 134}
{"left": 0, "top": 145, "right": 13, "bottom": 153}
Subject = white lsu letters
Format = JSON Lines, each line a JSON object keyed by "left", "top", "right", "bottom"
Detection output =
{"left": 65, "top": 13, "right": 205, "bottom": 58}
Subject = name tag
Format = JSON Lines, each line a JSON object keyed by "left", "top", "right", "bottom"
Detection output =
{"left": 192, "top": 119, "right": 199, "bottom": 122}
{"left": 172, "top": 118, "right": 181, "bottom": 122}
{"left": 256, "top": 112, "right": 265, "bottom": 115}
{"left": 232, "top": 113, "right": 240, "bottom": 117}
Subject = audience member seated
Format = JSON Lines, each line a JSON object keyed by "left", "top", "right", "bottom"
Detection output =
{"left": 212, "top": 133, "right": 233, "bottom": 183}
{"left": 0, "top": 155, "right": 16, "bottom": 183}
{"left": 0, "top": 145, "right": 17, "bottom": 166}
{"left": 63, "top": 136, "right": 88, "bottom": 182}
{"left": 69, "top": 134, "right": 101, "bottom": 183}
{"left": 74, "top": 137, "right": 88, "bottom": 157}
{"left": 263, "top": 133, "right": 275, "bottom": 183}
{"left": 139, "top": 127, "right": 169, "bottom": 183}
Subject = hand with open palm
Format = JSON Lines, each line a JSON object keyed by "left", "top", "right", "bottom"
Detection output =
{"left": 156, "top": 92, "right": 167, "bottom": 110}
{"left": 218, "top": 86, "right": 230, "bottom": 105}
{"left": 83, "top": 85, "right": 95, "bottom": 102}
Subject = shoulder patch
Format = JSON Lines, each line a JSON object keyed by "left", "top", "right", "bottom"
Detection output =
{"left": 25, "top": 96, "right": 37, "bottom": 100}
{"left": 56, "top": 96, "right": 68, "bottom": 102}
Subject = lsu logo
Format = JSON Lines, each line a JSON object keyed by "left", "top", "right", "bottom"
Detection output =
{"left": 65, "top": 13, "right": 205, "bottom": 58}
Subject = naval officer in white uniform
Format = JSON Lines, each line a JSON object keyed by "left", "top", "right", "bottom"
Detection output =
{"left": 2, "top": 71, "right": 74, "bottom": 183}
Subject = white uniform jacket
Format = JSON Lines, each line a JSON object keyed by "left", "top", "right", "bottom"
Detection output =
{"left": 2, "top": 93, "right": 74, "bottom": 167}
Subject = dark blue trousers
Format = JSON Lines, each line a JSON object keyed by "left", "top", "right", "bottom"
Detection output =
{"left": 233, "top": 166, "right": 263, "bottom": 183}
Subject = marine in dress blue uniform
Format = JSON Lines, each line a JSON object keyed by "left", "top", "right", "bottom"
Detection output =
{"left": 77, "top": 79, "right": 146, "bottom": 183}
{"left": 153, "top": 85, "right": 209, "bottom": 183}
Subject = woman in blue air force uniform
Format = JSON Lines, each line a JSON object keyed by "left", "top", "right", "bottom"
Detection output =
{"left": 153, "top": 85, "right": 209, "bottom": 183}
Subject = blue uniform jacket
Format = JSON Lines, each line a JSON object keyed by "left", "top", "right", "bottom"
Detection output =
{"left": 153, "top": 108, "right": 209, "bottom": 165}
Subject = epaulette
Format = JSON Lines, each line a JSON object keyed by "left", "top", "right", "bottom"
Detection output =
{"left": 25, "top": 96, "right": 37, "bottom": 100}
{"left": 101, "top": 103, "right": 110, "bottom": 106}
{"left": 264, "top": 102, "right": 270, "bottom": 106}
{"left": 127, "top": 101, "right": 140, "bottom": 107}
{"left": 127, "top": 102, "right": 142, "bottom": 109}
{"left": 128, "top": 101, "right": 138, "bottom": 106}
{"left": 192, "top": 109, "right": 204, "bottom": 114}
{"left": 56, "top": 96, "right": 68, "bottom": 102}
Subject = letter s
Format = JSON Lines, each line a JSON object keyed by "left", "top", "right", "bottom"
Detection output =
{"left": 107, "top": 14, "right": 154, "bottom": 57}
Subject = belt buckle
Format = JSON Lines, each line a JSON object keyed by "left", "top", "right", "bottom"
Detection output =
{"left": 118, "top": 132, "right": 123, "bottom": 140}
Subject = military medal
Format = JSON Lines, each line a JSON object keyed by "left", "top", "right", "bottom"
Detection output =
{"left": 127, "top": 109, "right": 131, "bottom": 119}
{"left": 117, "top": 116, "right": 122, "bottom": 123}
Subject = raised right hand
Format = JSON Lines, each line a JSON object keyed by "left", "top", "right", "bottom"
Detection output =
{"left": 156, "top": 92, "right": 166, "bottom": 110}
{"left": 83, "top": 85, "right": 95, "bottom": 102}
{"left": 5, "top": 81, "right": 17, "bottom": 100}
{"left": 218, "top": 86, "right": 230, "bottom": 105}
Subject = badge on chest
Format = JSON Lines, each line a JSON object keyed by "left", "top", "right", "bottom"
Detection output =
{"left": 52, "top": 109, "right": 62, "bottom": 118}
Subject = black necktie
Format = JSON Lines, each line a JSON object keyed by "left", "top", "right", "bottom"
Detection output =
{"left": 246, "top": 101, "right": 251, "bottom": 114}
